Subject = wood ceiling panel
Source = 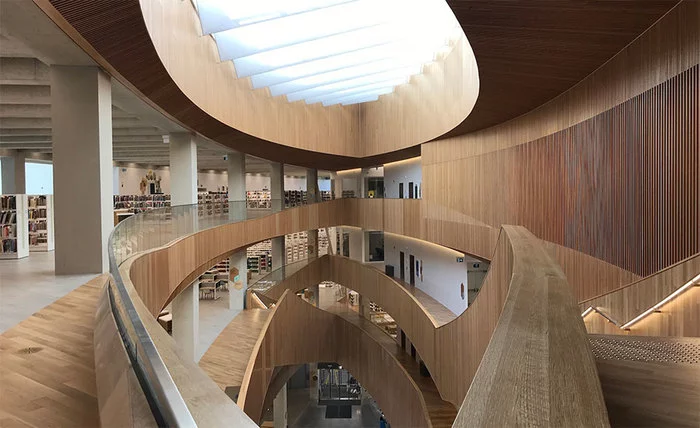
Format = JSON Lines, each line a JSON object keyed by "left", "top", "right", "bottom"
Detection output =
{"left": 37, "top": 0, "right": 679, "bottom": 168}
{"left": 443, "top": 0, "right": 680, "bottom": 136}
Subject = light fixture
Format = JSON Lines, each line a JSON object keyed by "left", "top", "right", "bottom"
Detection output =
{"left": 194, "top": 0, "right": 462, "bottom": 106}
{"left": 620, "top": 273, "right": 700, "bottom": 329}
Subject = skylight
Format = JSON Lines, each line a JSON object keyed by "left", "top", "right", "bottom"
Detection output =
{"left": 194, "top": 0, "right": 462, "bottom": 106}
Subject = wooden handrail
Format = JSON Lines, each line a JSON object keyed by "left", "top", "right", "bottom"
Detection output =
{"left": 581, "top": 254, "right": 700, "bottom": 336}
{"left": 241, "top": 226, "right": 609, "bottom": 426}
{"left": 238, "top": 290, "right": 433, "bottom": 427}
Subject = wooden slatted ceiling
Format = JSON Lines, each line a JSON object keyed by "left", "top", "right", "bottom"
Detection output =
{"left": 0, "top": 276, "right": 102, "bottom": 427}
{"left": 38, "top": 0, "right": 679, "bottom": 168}
{"left": 443, "top": 0, "right": 681, "bottom": 136}
{"left": 424, "top": 65, "right": 699, "bottom": 277}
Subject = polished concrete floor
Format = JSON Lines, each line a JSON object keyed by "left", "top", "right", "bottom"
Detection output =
{"left": 197, "top": 293, "right": 241, "bottom": 361}
{"left": 0, "top": 251, "right": 96, "bottom": 333}
{"left": 287, "top": 387, "right": 384, "bottom": 428}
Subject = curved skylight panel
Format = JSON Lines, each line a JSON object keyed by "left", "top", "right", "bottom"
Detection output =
{"left": 194, "top": 0, "right": 462, "bottom": 106}
{"left": 304, "top": 79, "right": 409, "bottom": 105}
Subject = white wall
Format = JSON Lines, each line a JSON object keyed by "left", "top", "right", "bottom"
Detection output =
{"left": 384, "top": 232, "right": 471, "bottom": 316}
{"left": 25, "top": 162, "right": 53, "bottom": 194}
{"left": 284, "top": 176, "right": 306, "bottom": 191}
{"left": 318, "top": 178, "right": 331, "bottom": 192}
{"left": 384, "top": 157, "right": 422, "bottom": 199}
{"left": 115, "top": 165, "right": 171, "bottom": 195}
{"left": 346, "top": 227, "right": 365, "bottom": 262}
{"left": 198, "top": 170, "right": 227, "bottom": 192}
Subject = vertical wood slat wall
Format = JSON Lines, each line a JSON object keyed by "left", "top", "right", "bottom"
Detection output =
{"left": 424, "top": 65, "right": 699, "bottom": 277}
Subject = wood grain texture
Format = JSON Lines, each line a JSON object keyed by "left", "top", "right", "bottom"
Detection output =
{"left": 94, "top": 280, "right": 156, "bottom": 428}
{"left": 251, "top": 229, "right": 607, "bottom": 425}
{"left": 117, "top": 259, "right": 258, "bottom": 427}
{"left": 238, "top": 291, "right": 432, "bottom": 427}
{"left": 424, "top": 0, "right": 699, "bottom": 162}
{"left": 590, "top": 334, "right": 700, "bottom": 428}
{"left": 0, "top": 276, "right": 102, "bottom": 428}
{"left": 582, "top": 254, "right": 700, "bottom": 337}
{"left": 199, "top": 309, "right": 269, "bottom": 390}
{"left": 424, "top": 63, "right": 700, "bottom": 279}
{"left": 126, "top": 199, "right": 637, "bottom": 322}
{"left": 38, "top": 0, "right": 680, "bottom": 167}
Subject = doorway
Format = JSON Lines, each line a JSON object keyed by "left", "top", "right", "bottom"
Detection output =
{"left": 409, "top": 254, "right": 415, "bottom": 285}
{"left": 398, "top": 182, "right": 404, "bottom": 199}
{"left": 408, "top": 181, "right": 414, "bottom": 199}
{"left": 399, "top": 251, "right": 405, "bottom": 281}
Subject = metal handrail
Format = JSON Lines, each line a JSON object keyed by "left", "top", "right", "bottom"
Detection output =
{"left": 105, "top": 196, "right": 360, "bottom": 425}
{"left": 108, "top": 226, "right": 197, "bottom": 427}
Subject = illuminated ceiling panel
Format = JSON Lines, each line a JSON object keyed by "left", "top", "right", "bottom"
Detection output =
{"left": 195, "top": 0, "right": 462, "bottom": 106}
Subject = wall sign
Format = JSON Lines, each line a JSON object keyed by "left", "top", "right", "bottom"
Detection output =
{"left": 456, "top": 257, "right": 464, "bottom": 263}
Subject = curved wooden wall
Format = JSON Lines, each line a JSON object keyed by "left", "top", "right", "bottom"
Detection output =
{"left": 238, "top": 290, "right": 432, "bottom": 427}
{"left": 258, "top": 232, "right": 607, "bottom": 421}
{"left": 422, "top": 2, "right": 700, "bottom": 278}
{"left": 118, "top": 259, "right": 258, "bottom": 427}
{"left": 581, "top": 253, "right": 700, "bottom": 337}
{"left": 126, "top": 199, "right": 638, "bottom": 321}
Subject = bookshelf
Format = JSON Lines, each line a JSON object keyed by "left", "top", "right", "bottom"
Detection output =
{"left": 247, "top": 240, "right": 272, "bottom": 274}
{"left": 1, "top": 194, "right": 29, "bottom": 259}
{"left": 28, "top": 195, "right": 54, "bottom": 252}
{"left": 197, "top": 192, "right": 229, "bottom": 217}
{"left": 246, "top": 190, "right": 271, "bottom": 209}
{"left": 284, "top": 190, "right": 307, "bottom": 208}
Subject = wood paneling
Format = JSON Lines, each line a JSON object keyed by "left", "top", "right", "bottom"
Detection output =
{"left": 424, "top": 1, "right": 699, "bottom": 163}
{"left": 94, "top": 280, "right": 156, "bottom": 428}
{"left": 37, "top": 0, "right": 682, "bottom": 167}
{"left": 252, "top": 229, "right": 606, "bottom": 424}
{"left": 582, "top": 253, "right": 700, "bottom": 337}
{"left": 199, "top": 309, "right": 269, "bottom": 390}
{"left": 0, "top": 276, "right": 102, "bottom": 428}
{"left": 424, "top": 64, "right": 700, "bottom": 278}
{"left": 443, "top": 0, "right": 683, "bottom": 137}
{"left": 126, "top": 199, "right": 638, "bottom": 324}
{"left": 118, "top": 259, "right": 258, "bottom": 427}
{"left": 590, "top": 334, "right": 700, "bottom": 427}
{"left": 239, "top": 291, "right": 432, "bottom": 427}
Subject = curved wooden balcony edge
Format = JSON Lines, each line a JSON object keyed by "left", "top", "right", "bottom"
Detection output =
{"left": 240, "top": 226, "right": 609, "bottom": 426}
{"left": 118, "top": 257, "right": 258, "bottom": 427}
{"left": 238, "top": 289, "right": 434, "bottom": 428}
{"left": 125, "top": 199, "right": 640, "bottom": 323}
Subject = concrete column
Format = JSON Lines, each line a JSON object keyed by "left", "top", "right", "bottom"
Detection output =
{"left": 306, "top": 168, "right": 319, "bottom": 203}
{"left": 51, "top": 66, "right": 113, "bottom": 274}
{"left": 330, "top": 172, "right": 340, "bottom": 199}
{"left": 228, "top": 250, "right": 247, "bottom": 311}
{"left": 272, "top": 236, "right": 285, "bottom": 270}
{"left": 270, "top": 162, "right": 284, "bottom": 212}
{"left": 172, "top": 280, "right": 199, "bottom": 362}
{"left": 273, "top": 383, "right": 288, "bottom": 428}
{"left": 169, "top": 133, "right": 198, "bottom": 206}
{"left": 359, "top": 168, "right": 368, "bottom": 198}
{"left": 0, "top": 151, "right": 25, "bottom": 194}
{"left": 169, "top": 132, "right": 199, "bottom": 361}
{"left": 227, "top": 152, "right": 246, "bottom": 220}
{"left": 307, "top": 229, "right": 318, "bottom": 259}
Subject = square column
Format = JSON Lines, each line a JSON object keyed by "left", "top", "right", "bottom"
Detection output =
{"left": 228, "top": 250, "right": 247, "bottom": 310}
{"left": 169, "top": 132, "right": 199, "bottom": 361}
{"left": 0, "top": 151, "right": 26, "bottom": 194}
{"left": 271, "top": 236, "right": 285, "bottom": 270}
{"left": 273, "top": 383, "right": 287, "bottom": 428}
{"left": 169, "top": 133, "right": 198, "bottom": 206}
{"left": 172, "top": 279, "right": 199, "bottom": 362}
{"left": 227, "top": 152, "right": 246, "bottom": 220}
{"left": 306, "top": 168, "right": 319, "bottom": 203}
{"left": 307, "top": 229, "right": 319, "bottom": 258}
{"left": 51, "top": 66, "right": 112, "bottom": 274}
{"left": 270, "top": 162, "right": 284, "bottom": 212}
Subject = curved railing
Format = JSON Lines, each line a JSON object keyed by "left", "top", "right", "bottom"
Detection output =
{"left": 239, "top": 227, "right": 609, "bottom": 426}
{"left": 101, "top": 197, "right": 615, "bottom": 426}
{"left": 105, "top": 200, "right": 259, "bottom": 426}
{"left": 580, "top": 253, "right": 700, "bottom": 335}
